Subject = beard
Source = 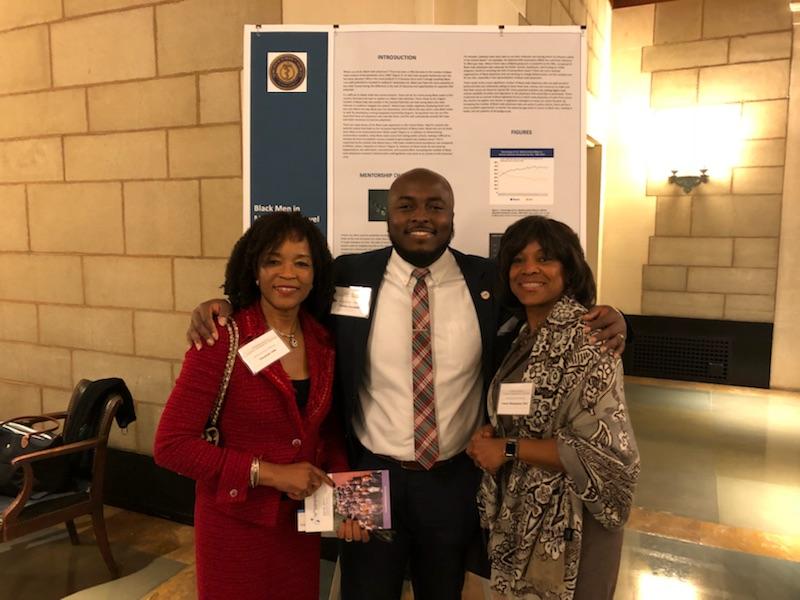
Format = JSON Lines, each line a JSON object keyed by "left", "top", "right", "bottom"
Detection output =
{"left": 391, "top": 243, "right": 448, "bottom": 267}
{"left": 388, "top": 226, "right": 454, "bottom": 268}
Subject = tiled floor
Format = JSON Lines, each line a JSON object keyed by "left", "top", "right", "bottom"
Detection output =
{"left": 0, "top": 508, "right": 193, "bottom": 600}
{"left": 4, "top": 376, "right": 800, "bottom": 599}
{"left": 627, "top": 378, "right": 800, "bottom": 539}
{"left": 615, "top": 529, "right": 800, "bottom": 599}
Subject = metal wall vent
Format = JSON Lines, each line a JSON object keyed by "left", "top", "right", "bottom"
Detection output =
{"left": 630, "top": 334, "right": 731, "bottom": 383}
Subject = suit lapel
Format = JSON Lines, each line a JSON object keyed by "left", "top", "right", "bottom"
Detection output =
{"left": 302, "top": 314, "right": 334, "bottom": 427}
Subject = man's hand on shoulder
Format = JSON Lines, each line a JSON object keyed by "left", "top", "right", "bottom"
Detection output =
{"left": 582, "top": 305, "right": 627, "bottom": 356}
{"left": 186, "top": 298, "right": 233, "bottom": 350}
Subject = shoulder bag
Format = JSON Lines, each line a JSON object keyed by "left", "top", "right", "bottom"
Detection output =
{"left": 0, "top": 416, "right": 69, "bottom": 496}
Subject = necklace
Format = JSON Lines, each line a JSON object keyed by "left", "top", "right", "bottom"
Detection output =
{"left": 271, "top": 322, "right": 299, "bottom": 348}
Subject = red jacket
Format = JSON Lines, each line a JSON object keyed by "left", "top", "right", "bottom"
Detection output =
{"left": 154, "top": 303, "right": 348, "bottom": 528}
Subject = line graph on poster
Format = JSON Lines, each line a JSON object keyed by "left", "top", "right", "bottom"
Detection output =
{"left": 490, "top": 148, "right": 554, "bottom": 205}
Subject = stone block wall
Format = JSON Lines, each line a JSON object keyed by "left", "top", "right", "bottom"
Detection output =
{"left": 0, "top": 0, "right": 281, "bottom": 454}
{"left": 640, "top": 0, "right": 792, "bottom": 322}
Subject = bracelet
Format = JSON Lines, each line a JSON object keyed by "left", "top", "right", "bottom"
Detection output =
{"left": 249, "top": 457, "right": 260, "bottom": 488}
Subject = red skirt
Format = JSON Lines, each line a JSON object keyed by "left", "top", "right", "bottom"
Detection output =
{"left": 194, "top": 495, "right": 320, "bottom": 600}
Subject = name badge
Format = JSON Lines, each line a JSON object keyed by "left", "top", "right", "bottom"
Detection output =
{"left": 237, "top": 330, "right": 290, "bottom": 374}
{"left": 497, "top": 382, "right": 533, "bottom": 416}
{"left": 330, "top": 285, "right": 372, "bottom": 318}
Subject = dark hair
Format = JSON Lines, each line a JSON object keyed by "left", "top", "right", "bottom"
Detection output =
{"left": 496, "top": 216, "right": 596, "bottom": 310}
{"left": 223, "top": 212, "right": 334, "bottom": 319}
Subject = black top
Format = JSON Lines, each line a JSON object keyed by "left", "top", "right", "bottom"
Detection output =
{"left": 292, "top": 378, "right": 310, "bottom": 411}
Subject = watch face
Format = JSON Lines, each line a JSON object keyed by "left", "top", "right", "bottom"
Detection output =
{"left": 504, "top": 439, "right": 517, "bottom": 458}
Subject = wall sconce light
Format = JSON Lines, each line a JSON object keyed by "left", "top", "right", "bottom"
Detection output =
{"left": 668, "top": 169, "right": 709, "bottom": 194}
{"left": 649, "top": 105, "right": 743, "bottom": 195}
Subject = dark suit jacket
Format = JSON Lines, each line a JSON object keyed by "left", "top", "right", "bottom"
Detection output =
{"left": 328, "top": 246, "right": 518, "bottom": 462}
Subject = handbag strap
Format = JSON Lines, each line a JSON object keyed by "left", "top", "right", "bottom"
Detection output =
{"left": 0, "top": 416, "right": 61, "bottom": 435}
{"left": 202, "top": 319, "right": 239, "bottom": 445}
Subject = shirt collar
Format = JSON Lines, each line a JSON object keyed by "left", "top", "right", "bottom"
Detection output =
{"left": 388, "top": 247, "right": 459, "bottom": 287}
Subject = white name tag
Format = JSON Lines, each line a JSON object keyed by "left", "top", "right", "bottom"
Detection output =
{"left": 237, "top": 330, "right": 290, "bottom": 374}
{"left": 330, "top": 285, "right": 372, "bottom": 318}
{"left": 497, "top": 382, "right": 534, "bottom": 415}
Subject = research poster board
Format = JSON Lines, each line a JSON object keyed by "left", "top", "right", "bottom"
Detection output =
{"left": 244, "top": 25, "right": 586, "bottom": 257}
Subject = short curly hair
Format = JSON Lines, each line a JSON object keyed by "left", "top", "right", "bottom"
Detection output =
{"left": 223, "top": 212, "right": 334, "bottom": 319}
{"left": 496, "top": 216, "right": 596, "bottom": 310}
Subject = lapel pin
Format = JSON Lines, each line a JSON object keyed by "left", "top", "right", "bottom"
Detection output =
{"left": 480, "top": 290, "right": 490, "bottom": 300}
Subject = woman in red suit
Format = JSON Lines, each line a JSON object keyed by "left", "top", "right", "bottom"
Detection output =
{"left": 155, "top": 212, "right": 348, "bottom": 600}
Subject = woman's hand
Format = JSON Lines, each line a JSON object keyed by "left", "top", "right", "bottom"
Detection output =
{"left": 582, "top": 305, "right": 627, "bottom": 355}
{"left": 336, "top": 519, "right": 371, "bottom": 543}
{"left": 467, "top": 436, "right": 506, "bottom": 475}
{"left": 260, "top": 461, "right": 334, "bottom": 499}
{"left": 186, "top": 298, "right": 233, "bottom": 350}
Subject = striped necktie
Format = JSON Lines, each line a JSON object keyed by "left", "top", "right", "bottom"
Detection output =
{"left": 411, "top": 267, "right": 439, "bottom": 469}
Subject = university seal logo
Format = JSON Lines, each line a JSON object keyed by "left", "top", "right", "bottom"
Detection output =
{"left": 269, "top": 53, "right": 306, "bottom": 91}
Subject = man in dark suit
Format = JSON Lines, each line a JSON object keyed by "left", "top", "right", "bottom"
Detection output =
{"left": 331, "top": 168, "right": 506, "bottom": 599}
{"left": 188, "top": 168, "right": 627, "bottom": 600}
{"left": 315, "top": 168, "right": 626, "bottom": 600}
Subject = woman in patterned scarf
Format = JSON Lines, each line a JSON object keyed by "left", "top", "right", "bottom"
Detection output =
{"left": 467, "top": 216, "right": 640, "bottom": 600}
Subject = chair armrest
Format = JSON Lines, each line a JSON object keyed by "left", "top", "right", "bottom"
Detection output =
{"left": 4, "top": 439, "right": 102, "bottom": 514}
{"left": 10, "top": 438, "right": 100, "bottom": 466}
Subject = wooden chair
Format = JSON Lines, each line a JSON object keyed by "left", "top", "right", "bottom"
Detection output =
{"left": 0, "top": 379, "right": 123, "bottom": 578}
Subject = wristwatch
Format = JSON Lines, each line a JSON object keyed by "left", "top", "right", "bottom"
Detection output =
{"left": 504, "top": 438, "right": 518, "bottom": 460}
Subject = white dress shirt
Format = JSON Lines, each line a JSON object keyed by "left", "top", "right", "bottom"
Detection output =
{"left": 353, "top": 249, "right": 484, "bottom": 461}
